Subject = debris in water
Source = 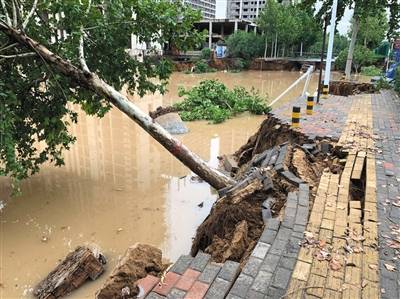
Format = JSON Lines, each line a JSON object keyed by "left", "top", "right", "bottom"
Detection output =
{"left": 197, "top": 202, "right": 204, "bottom": 208}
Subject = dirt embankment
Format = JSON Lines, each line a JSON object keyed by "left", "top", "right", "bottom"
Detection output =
{"left": 329, "top": 80, "right": 375, "bottom": 96}
{"left": 191, "top": 115, "right": 342, "bottom": 265}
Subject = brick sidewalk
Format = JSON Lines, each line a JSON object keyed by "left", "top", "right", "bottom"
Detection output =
{"left": 272, "top": 95, "right": 353, "bottom": 140}
{"left": 137, "top": 92, "right": 400, "bottom": 299}
{"left": 371, "top": 90, "right": 400, "bottom": 299}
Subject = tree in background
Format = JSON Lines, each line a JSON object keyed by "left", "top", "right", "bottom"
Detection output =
{"left": 335, "top": 45, "right": 377, "bottom": 73}
{"left": 257, "top": 1, "right": 319, "bottom": 57}
{"left": 356, "top": 11, "right": 388, "bottom": 49}
{"left": 302, "top": 0, "right": 400, "bottom": 80}
{"left": 226, "top": 31, "right": 264, "bottom": 60}
{"left": 0, "top": 0, "right": 234, "bottom": 192}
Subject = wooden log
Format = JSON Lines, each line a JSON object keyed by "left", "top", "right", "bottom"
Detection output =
{"left": 34, "top": 246, "right": 106, "bottom": 299}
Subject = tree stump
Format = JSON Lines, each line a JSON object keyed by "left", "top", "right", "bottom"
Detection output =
{"left": 33, "top": 246, "right": 106, "bottom": 299}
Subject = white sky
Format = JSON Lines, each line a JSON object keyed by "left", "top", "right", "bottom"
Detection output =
{"left": 215, "top": 0, "right": 353, "bottom": 35}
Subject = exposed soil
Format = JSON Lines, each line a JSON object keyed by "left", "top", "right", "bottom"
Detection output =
{"left": 329, "top": 80, "right": 375, "bottom": 96}
{"left": 96, "top": 244, "right": 168, "bottom": 299}
{"left": 191, "top": 115, "right": 343, "bottom": 266}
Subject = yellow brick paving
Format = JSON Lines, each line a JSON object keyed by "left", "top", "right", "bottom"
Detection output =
{"left": 288, "top": 95, "right": 380, "bottom": 299}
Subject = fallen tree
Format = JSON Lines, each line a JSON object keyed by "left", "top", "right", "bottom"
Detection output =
{"left": 0, "top": 1, "right": 234, "bottom": 190}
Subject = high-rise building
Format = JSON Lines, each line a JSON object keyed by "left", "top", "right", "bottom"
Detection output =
{"left": 226, "top": 0, "right": 293, "bottom": 21}
{"left": 181, "top": 0, "right": 216, "bottom": 19}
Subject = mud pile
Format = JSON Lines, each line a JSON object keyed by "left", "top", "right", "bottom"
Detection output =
{"left": 329, "top": 80, "right": 375, "bottom": 96}
{"left": 191, "top": 115, "right": 342, "bottom": 265}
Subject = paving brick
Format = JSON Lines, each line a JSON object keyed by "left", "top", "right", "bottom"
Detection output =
{"left": 293, "top": 224, "right": 306, "bottom": 233}
{"left": 259, "top": 227, "right": 277, "bottom": 244}
{"left": 342, "top": 284, "right": 361, "bottom": 299}
{"left": 229, "top": 273, "right": 253, "bottom": 297}
{"left": 271, "top": 267, "right": 291, "bottom": 290}
{"left": 170, "top": 255, "right": 194, "bottom": 275}
{"left": 175, "top": 269, "right": 201, "bottom": 291}
{"left": 251, "top": 242, "right": 270, "bottom": 259}
{"left": 242, "top": 256, "right": 263, "bottom": 277}
{"left": 279, "top": 257, "right": 297, "bottom": 271}
{"left": 246, "top": 289, "right": 265, "bottom": 299}
{"left": 146, "top": 292, "right": 165, "bottom": 299}
{"left": 137, "top": 275, "right": 160, "bottom": 298}
{"left": 266, "top": 286, "right": 286, "bottom": 299}
{"left": 189, "top": 251, "right": 210, "bottom": 272}
{"left": 324, "top": 289, "right": 341, "bottom": 299}
{"left": 270, "top": 238, "right": 289, "bottom": 255}
{"left": 218, "top": 260, "right": 240, "bottom": 282}
{"left": 250, "top": 270, "right": 273, "bottom": 294}
{"left": 344, "top": 266, "right": 361, "bottom": 286}
{"left": 198, "top": 263, "right": 221, "bottom": 284}
{"left": 153, "top": 272, "right": 181, "bottom": 296}
{"left": 185, "top": 281, "right": 209, "bottom": 299}
{"left": 204, "top": 277, "right": 230, "bottom": 299}
{"left": 295, "top": 205, "right": 308, "bottom": 225}
{"left": 361, "top": 281, "right": 379, "bottom": 299}
{"left": 267, "top": 218, "right": 281, "bottom": 231}
{"left": 306, "top": 274, "right": 325, "bottom": 297}
{"left": 259, "top": 254, "right": 280, "bottom": 273}
{"left": 225, "top": 295, "right": 242, "bottom": 299}
{"left": 292, "top": 261, "right": 311, "bottom": 281}
{"left": 276, "top": 227, "right": 292, "bottom": 241}
{"left": 282, "top": 216, "right": 295, "bottom": 228}
{"left": 167, "top": 288, "right": 186, "bottom": 299}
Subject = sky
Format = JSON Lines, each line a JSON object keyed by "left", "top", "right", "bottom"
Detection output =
{"left": 215, "top": 0, "right": 353, "bottom": 36}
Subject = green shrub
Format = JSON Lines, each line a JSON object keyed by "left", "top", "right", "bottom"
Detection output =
{"left": 361, "top": 65, "right": 382, "bottom": 76}
{"left": 226, "top": 31, "right": 264, "bottom": 60}
{"left": 395, "top": 67, "right": 400, "bottom": 93}
{"left": 335, "top": 46, "right": 377, "bottom": 72}
{"left": 375, "top": 77, "right": 391, "bottom": 91}
{"left": 193, "top": 59, "right": 216, "bottom": 73}
{"left": 201, "top": 48, "right": 212, "bottom": 60}
{"left": 174, "top": 80, "right": 270, "bottom": 123}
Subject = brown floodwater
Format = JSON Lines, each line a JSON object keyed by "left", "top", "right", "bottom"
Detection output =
{"left": 0, "top": 70, "right": 326, "bottom": 298}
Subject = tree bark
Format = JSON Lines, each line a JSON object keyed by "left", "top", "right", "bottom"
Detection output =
{"left": 34, "top": 246, "right": 105, "bottom": 299}
{"left": 345, "top": 16, "right": 360, "bottom": 80}
{"left": 0, "top": 24, "right": 235, "bottom": 190}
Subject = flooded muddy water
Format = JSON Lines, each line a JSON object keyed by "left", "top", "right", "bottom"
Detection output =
{"left": 0, "top": 70, "right": 326, "bottom": 298}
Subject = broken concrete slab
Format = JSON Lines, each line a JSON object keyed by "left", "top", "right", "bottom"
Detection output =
{"left": 154, "top": 112, "right": 188, "bottom": 134}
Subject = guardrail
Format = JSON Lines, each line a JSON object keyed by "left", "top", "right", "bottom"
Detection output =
{"left": 268, "top": 65, "right": 314, "bottom": 107}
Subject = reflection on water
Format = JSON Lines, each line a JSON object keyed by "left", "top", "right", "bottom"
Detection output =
{"left": 0, "top": 70, "right": 322, "bottom": 298}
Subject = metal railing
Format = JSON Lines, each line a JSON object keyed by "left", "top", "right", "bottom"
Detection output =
{"left": 268, "top": 65, "right": 314, "bottom": 107}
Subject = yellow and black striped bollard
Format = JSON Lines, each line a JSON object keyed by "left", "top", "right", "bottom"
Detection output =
{"left": 306, "top": 95, "right": 314, "bottom": 115}
{"left": 292, "top": 106, "right": 300, "bottom": 128}
{"left": 322, "top": 84, "right": 329, "bottom": 99}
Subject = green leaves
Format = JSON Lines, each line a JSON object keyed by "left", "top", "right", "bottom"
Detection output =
{"left": 226, "top": 31, "right": 264, "bottom": 60}
{"left": 174, "top": 80, "right": 270, "bottom": 124}
{"left": 0, "top": 0, "right": 203, "bottom": 189}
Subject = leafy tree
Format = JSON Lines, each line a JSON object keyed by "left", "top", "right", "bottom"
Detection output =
{"left": 258, "top": 1, "right": 320, "bottom": 57}
{"left": 309, "top": 34, "right": 349, "bottom": 56}
{"left": 335, "top": 45, "right": 377, "bottom": 73}
{"left": 226, "top": 31, "right": 264, "bottom": 60}
{"left": 356, "top": 11, "right": 388, "bottom": 49}
{"left": 0, "top": 0, "right": 234, "bottom": 191}
{"left": 302, "top": 0, "right": 400, "bottom": 79}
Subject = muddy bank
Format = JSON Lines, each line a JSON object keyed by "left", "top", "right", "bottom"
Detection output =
{"left": 191, "top": 115, "right": 342, "bottom": 265}
{"left": 329, "top": 80, "right": 375, "bottom": 96}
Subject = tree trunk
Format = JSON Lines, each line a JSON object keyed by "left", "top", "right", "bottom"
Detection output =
{"left": 274, "top": 34, "right": 278, "bottom": 58}
{"left": 0, "top": 25, "right": 235, "bottom": 191}
{"left": 34, "top": 246, "right": 105, "bottom": 299}
{"left": 264, "top": 36, "right": 268, "bottom": 59}
{"left": 345, "top": 16, "right": 360, "bottom": 80}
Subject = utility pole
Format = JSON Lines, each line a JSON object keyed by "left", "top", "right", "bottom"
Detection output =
{"left": 317, "top": 16, "right": 328, "bottom": 104}
{"left": 322, "top": 0, "right": 338, "bottom": 99}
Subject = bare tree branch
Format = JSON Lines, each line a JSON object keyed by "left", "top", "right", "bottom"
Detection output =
{"left": 22, "top": 0, "right": 38, "bottom": 29}
{"left": 0, "top": 0, "right": 11, "bottom": 25}
{"left": 0, "top": 42, "right": 17, "bottom": 52}
{"left": 0, "top": 52, "right": 37, "bottom": 58}
{"left": 78, "top": 29, "right": 90, "bottom": 73}
{"left": 11, "top": 0, "right": 17, "bottom": 27}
